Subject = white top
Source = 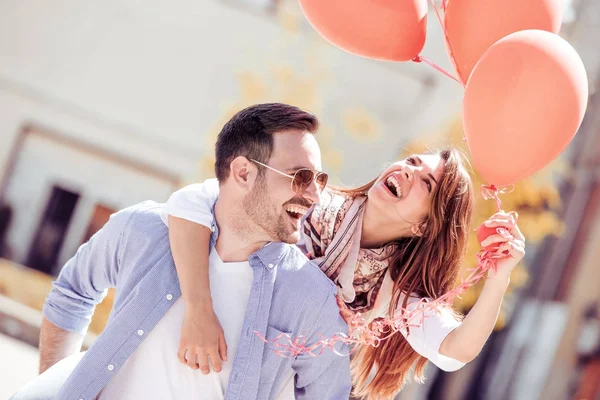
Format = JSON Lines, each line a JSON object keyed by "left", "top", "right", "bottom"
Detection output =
{"left": 161, "top": 179, "right": 466, "bottom": 372}
{"left": 99, "top": 247, "right": 295, "bottom": 399}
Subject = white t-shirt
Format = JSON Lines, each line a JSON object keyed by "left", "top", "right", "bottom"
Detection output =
{"left": 161, "top": 179, "right": 466, "bottom": 372}
{"left": 99, "top": 247, "right": 294, "bottom": 399}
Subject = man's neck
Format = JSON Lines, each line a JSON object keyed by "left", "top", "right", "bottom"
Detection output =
{"left": 213, "top": 199, "right": 269, "bottom": 262}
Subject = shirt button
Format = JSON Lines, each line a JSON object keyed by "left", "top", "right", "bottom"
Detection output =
{"left": 211, "top": 225, "right": 216, "bottom": 233}
{"left": 267, "top": 263, "right": 274, "bottom": 269}
{"left": 137, "top": 329, "right": 144, "bottom": 336}
{"left": 107, "top": 364, "right": 114, "bottom": 371}
{"left": 166, "top": 294, "right": 173, "bottom": 301}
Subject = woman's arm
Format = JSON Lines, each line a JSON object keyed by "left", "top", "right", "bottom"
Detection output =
{"left": 163, "top": 180, "right": 226, "bottom": 373}
{"left": 439, "top": 211, "right": 525, "bottom": 363}
{"left": 169, "top": 216, "right": 226, "bottom": 373}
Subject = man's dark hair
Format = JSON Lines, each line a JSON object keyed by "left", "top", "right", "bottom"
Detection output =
{"left": 214, "top": 103, "right": 319, "bottom": 181}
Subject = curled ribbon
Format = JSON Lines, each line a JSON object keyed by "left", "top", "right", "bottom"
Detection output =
{"left": 255, "top": 234, "right": 515, "bottom": 358}
{"left": 256, "top": 183, "right": 518, "bottom": 358}
{"left": 481, "top": 184, "right": 515, "bottom": 212}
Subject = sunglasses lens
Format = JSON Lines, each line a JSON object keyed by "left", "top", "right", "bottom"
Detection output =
{"left": 316, "top": 173, "right": 328, "bottom": 189}
{"left": 292, "top": 169, "right": 315, "bottom": 193}
{"left": 291, "top": 170, "right": 329, "bottom": 192}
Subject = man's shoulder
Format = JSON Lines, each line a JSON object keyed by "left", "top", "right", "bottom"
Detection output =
{"left": 106, "top": 201, "right": 169, "bottom": 243}
{"left": 276, "top": 244, "right": 337, "bottom": 294}
{"left": 111, "top": 201, "right": 166, "bottom": 225}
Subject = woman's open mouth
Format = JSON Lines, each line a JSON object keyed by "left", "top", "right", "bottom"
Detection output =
{"left": 383, "top": 175, "right": 403, "bottom": 199}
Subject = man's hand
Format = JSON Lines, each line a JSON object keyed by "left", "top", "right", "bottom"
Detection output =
{"left": 177, "top": 304, "right": 227, "bottom": 374}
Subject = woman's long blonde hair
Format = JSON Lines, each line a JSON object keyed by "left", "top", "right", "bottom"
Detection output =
{"left": 337, "top": 148, "right": 474, "bottom": 399}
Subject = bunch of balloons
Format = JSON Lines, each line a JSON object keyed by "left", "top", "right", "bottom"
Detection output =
{"left": 252, "top": 0, "right": 592, "bottom": 356}
{"left": 299, "top": 0, "right": 588, "bottom": 188}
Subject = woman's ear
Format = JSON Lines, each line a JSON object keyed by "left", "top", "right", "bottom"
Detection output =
{"left": 411, "top": 221, "right": 427, "bottom": 237}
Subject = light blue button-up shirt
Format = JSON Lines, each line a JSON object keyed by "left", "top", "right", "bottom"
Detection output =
{"left": 43, "top": 201, "right": 351, "bottom": 399}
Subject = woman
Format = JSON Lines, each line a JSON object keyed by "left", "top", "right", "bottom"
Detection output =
{"left": 165, "top": 148, "right": 525, "bottom": 399}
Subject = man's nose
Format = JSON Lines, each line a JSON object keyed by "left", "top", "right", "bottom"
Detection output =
{"left": 302, "top": 180, "right": 321, "bottom": 205}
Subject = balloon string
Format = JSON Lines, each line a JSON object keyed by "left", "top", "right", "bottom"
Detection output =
{"left": 412, "top": 55, "right": 461, "bottom": 84}
{"left": 426, "top": 0, "right": 465, "bottom": 87}
{"left": 480, "top": 184, "right": 515, "bottom": 211}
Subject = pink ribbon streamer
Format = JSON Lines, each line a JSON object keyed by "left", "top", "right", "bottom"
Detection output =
{"left": 256, "top": 185, "right": 516, "bottom": 358}
{"left": 481, "top": 184, "right": 515, "bottom": 212}
{"left": 255, "top": 241, "right": 504, "bottom": 357}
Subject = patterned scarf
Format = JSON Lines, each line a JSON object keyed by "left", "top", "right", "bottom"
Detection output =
{"left": 302, "top": 189, "right": 397, "bottom": 312}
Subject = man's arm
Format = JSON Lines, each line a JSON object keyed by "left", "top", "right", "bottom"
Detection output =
{"left": 38, "top": 317, "right": 83, "bottom": 374}
{"left": 40, "top": 207, "right": 131, "bottom": 371}
{"left": 292, "top": 292, "right": 352, "bottom": 400}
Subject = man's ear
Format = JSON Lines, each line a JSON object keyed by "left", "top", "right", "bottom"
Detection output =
{"left": 229, "top": 156, "right": 255, "bottom": 191}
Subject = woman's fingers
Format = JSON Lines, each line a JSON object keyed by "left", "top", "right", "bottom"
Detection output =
{"left": 481, "top": 233, "right": 511, "bottom": 247}
{"left": 510, "top": 221, "right": 525, "bottom": 242}
{"left": 484, "top": 219, "right": 513, "bottom": 228}
{"left": 195, "top": 350, "right": 210, "bottom": 374}
{"left": 177, "top": 347, "right": 188, "bottom": 365}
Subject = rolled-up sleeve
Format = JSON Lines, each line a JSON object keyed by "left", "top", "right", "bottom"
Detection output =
{"left": 42, "top": 208, "right": 132, "bottom": 336}
{"left": 400, "top": 299, "right": 466, "bottom": 372}
{"left": 160, "top": 179, "right": 220, "bottom": 228}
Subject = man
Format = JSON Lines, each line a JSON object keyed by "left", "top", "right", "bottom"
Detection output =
{"left": 12, "top": 103, "right": 351, "bottom": 399}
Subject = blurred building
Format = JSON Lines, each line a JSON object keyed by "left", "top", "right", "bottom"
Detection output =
{"left": 0, "top": 0, "right": 462, "bottom": 276}
{"left": 0, "top": 3, "right": 465, "bottom": 394}
{"left": 0, "top": 0, "right": 597, "bottom": 399}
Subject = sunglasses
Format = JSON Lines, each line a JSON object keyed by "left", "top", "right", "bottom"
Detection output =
{"left": 250, "top": 159, "right": 328, "bottom": 193}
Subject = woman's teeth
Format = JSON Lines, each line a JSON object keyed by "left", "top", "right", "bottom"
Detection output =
{"left": 385, "top": 176, "right": 403, "bottom": 198}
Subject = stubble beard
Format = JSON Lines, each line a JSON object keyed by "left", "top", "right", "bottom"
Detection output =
{"left": 240, "top": 178, "right": 299, "bottom": 244}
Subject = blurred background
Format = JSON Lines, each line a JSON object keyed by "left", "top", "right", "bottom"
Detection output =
{"left": 0, "top": 0, "right": 599, "bottom": 399}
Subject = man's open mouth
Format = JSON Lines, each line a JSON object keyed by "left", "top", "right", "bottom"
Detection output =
{"left": 285, "top": 205, "right": 308, "bottom": 221}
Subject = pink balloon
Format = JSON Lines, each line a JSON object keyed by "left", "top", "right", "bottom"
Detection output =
{"left": 299, "top": 0, "right": 428, "bottom": 62}
{"left": 445, "top": 0, "right": 563, "bottom": 84}
{"left": 463, "top": 30, "right": 588, "bottom": 187}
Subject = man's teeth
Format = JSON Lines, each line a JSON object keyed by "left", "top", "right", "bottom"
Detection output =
{"left": 285, "top": 206, "right": 308, "bottom": 216}
{"left": 386, "top": 176, "right": 403, "bottom": 198}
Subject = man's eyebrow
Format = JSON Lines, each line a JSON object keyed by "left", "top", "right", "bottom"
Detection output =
{"left": 285, "top": 166, "right": 309, "bottom": 172}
